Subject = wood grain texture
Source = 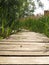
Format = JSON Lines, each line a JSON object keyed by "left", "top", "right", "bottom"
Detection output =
{"left": 0, "top": 32, "right": 49, "bottom": 64}
{"left": 0, "top": 57, "right": 49, "bottom": 64}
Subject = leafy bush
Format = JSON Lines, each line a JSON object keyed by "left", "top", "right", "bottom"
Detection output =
{"left": 0, "top": 0, "right": 28, "bottom": 39}
{"left": 20, "top": 15, "right": 49, "bottom": 37}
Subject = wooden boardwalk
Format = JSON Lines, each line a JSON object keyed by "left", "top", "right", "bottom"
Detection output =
{"left": 0, "top": 31, "right": 49, "bottom": 64}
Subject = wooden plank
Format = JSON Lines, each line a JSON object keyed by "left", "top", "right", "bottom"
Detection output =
{"left": 0, "top": 51, "right": 49, "bottom": 55}
{"left": 0, "top": 43, "right": 49, "bottom": 55}
{"left": 0, "top": 41, "right": 48, "bottom": 44}
{"left": 0, "top": 31, "right": 49, "bottom": 42}
{"left": 0, "top": 43, "right": 46, "bottom": 51}
{"left": 1, "top": 39, "right": 49, "bottom": 42}
{"left": 0, "top": 57, "right": 49, "bottom": 64}
{"left": 0, "top": 40, "right": 45, "bottom": 42}
{"left": 0, "top": 31, "right": 49, "bottom": 64}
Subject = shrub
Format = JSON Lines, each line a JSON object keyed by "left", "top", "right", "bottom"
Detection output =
{"left": 20, "top": 15, "right": 49, "bottom": 37}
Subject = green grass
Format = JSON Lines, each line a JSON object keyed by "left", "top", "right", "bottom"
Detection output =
{"left": 20, "top": 16, "right": 49, "bottom": 37}
{"left": 0, "top": 15, "right": 49, "bottom": 39}
{"left": 0, "top": 19, "right": 20, "bottom": 39}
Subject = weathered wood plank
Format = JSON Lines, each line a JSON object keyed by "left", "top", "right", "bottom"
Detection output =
{"left": 0, "top": 51, "right": 49, "bottom": 55}
{"left": 0, "top": 43, "right": 49, "bottom": 55}
{"left": 0, "top": 42, "right": 46, "bottom": 44}
{"left": 0, "top": 32, "right": 49, "bottom": 42}
{"left": 0, "top": 31, "right": 49, "bottom": 64}
{"left": 0, "top": 57, "right": 49, "bottom": 64}
{"left": 0, "top": 43, "right": 46, "bottom": 51}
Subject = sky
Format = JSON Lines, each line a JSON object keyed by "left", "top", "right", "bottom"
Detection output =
{"left": 34, "top": 0, "right": 49, "bottom": 15}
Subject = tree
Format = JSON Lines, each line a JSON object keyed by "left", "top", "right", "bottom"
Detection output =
{"left": 0, "top": 0, "right": 28, "bottom": 37}
{"left": 0, "top": 0, "right": 41, "bottom": 38}
{"left": 24, "top": 0, "right": 44, "bottom": 16}
{"left": 37, "top": 0, "right": 44, "bottom": 9}
{"left": 24, "top": 0, "right": 35, "bottom": 16}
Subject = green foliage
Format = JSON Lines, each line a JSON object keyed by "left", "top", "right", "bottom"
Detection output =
{"left": 20, "top": 16, "right": 49, "bottom": 37}
{"left": 0, "top": 0, "right": 28, "bottom": 39}
{"left": 0, "top": 0, "right": 47, "bottom": 39}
